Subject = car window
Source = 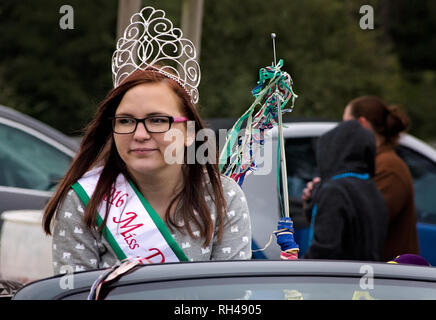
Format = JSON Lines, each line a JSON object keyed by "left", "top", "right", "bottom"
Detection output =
{"left": 0, "top": 123, "right": 72, "bottom": 191}
{"left": 282, "top": 137, "right": 436, "bottom": 225}
{"left": 285, "top": 137, "right": 319, "bottom": 199}
{"left": 396, "top": 146, "right": 436, "bottom": 224}
{"left": 62, "top": 276, "right": 436, "bottom": 300}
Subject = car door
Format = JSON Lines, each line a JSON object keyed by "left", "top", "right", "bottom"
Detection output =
{"left": 0, "top": 118, "right": 74, "bottom": 215}
{"left": 281, "top": 127, "right": 436, "bottom": 263}
{"left": 395, "top": 145, "right": 436, "bottom": 266}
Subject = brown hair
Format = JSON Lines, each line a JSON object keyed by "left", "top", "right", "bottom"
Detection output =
{"left": 43, "top": 68, "right": 227, "bottom": 246}
{"left": 347, "top": 96, "right": 410, "bottom": 146}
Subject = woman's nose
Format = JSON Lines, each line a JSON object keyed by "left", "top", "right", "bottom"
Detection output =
{"left": 133, "top": 121, "right": 151, "bottom": 140}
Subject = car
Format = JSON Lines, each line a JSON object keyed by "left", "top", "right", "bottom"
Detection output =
{"left": 0, "top": 105, "right": 79, "bottom": 283}
{"left": 0, "top": 104, "right": 79, "bottom": 215}
{"left": 236, "top": 121, "right": 436, "bottom": 265}
{"left": 10, "top": 260, "right": 436, "bottom": 300}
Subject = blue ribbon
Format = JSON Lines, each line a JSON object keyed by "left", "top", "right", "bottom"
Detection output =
{"left": 331, "top": 172, "right": 370, "bottom": 181}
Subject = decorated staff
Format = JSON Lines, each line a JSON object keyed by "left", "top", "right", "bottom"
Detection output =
{"left": 219, "top": 34, "right": 299, "bottom": 259}
{"left": 218, "top": 58, "right": 297, "bottom": 189}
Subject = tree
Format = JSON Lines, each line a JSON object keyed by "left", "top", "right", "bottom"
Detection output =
{"left": 199, "top": 0, "right": 402, "bottom": 122}
{"left": 0, "top": 0, "right": 117, "bottom": 135}
{"left": 377, "top": 0, "right": 436, "bottom": 139}
{"left": 0, "top": 0, "right": 435, "bottom": 140}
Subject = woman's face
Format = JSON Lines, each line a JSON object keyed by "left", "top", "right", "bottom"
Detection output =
{"left": 343, "top": 104, "right": 375, "bottom": 135}
{"left": 113, "top": 82, "right": 187, "bottom": 177}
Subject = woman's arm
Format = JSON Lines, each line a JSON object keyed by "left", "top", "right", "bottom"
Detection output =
{"left": 51, "top": 190, "right": 102, "bottom": 274}
{"left": 210, "top": 177, "right": 252, "bottom": 260}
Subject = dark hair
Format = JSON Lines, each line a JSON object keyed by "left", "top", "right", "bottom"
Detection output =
{"left": 347, "top": 96, "right": 409, "bottom": 146}
{"left": 43, "top": 68, "right": 227, "bottom": 246}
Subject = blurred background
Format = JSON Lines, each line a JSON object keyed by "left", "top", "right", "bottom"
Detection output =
{"left": 1, "top": 0, "right": 435, "bottom": 142}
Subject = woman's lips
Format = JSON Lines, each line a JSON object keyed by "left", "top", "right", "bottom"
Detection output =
{"left": 130, "top": 148, "right": 158, "bottom": 155}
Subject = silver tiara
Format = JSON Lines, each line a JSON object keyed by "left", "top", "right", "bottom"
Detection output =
{"left": 112, "top": 6, "right": 201, "bottom": 104}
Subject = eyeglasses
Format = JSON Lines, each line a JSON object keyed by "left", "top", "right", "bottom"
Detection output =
{"left": 110, "top": 115, "right": 188, "bottom": 134}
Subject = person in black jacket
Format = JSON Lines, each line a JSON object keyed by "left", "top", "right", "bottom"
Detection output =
{"left": 304, "top": 120, "right": 388, "bottom": 261}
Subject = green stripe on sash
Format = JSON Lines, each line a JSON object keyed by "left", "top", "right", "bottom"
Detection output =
{"left": 71, "top": 180, "right": 189, "bottom": 263}
{"left": 71, "top": 182, "right": 127, "bottom": 261}
{"left": 127, "top": 180, "right": 189, "bottom": 262}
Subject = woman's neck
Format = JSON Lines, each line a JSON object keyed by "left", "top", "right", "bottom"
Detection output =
{"left": 129, "top": 165, "right": 184, "bottom": 217}
{"left": 374, "top": 133, "right": 386, "bottom": 148}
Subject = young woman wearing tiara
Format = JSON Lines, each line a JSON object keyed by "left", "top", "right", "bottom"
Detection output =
{"left": 43, "top": 7, "right": 252, "bottom": 274}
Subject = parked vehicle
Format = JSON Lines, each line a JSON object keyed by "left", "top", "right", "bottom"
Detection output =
{"left": 0, "top": 105, "right": 79, "bottom": 216}
{"left": 11, "top": 260, "right": 436, "bottom": 300}
{"left": 0, "top": 105, "right": 79, "bottom": 283}
{"left": 238, "top": 121, "right": 436, "bottom": 265}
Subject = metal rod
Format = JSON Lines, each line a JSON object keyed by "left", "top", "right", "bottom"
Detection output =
{"left": 271, "top": 33, "right": 290, "bottom": 218}
{"left": 277, "top": 97, "right": 290, "bottom": 218}
{"left": 271, "top": 33, "right": 277, "bottom": 66}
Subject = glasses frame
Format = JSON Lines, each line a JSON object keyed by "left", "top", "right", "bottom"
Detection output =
{"left": 110, "top": 115, "right": 188, "bottom": 134}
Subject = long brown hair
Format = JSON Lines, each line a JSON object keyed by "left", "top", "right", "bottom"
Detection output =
{"left": 43, "top": 69, "right": 227, "bottom": 246}
{"left": 347, "top": 96, "right": 410, "bottom": 146}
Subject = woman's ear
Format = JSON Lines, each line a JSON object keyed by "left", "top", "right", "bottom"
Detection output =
{"left": 358, "top": 116, "right": 372, "bottom": 130}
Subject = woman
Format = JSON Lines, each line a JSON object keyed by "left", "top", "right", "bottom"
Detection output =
{"left": 343, "top": 96, "right": 419, "bottom": 260}
{"left": 43, "top": 69, "right": 252, "bottom": 274}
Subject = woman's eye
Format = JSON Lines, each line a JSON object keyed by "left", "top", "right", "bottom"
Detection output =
{"left": 118, "top": 118, "right": 135, "bottom": 125}
{"left": 150, "top": 117, "right": 168, "bottom": 124}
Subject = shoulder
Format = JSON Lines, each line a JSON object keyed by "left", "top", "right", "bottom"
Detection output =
{"left": 376, "top": 148, "right": 409, "bottom": 172}
{"left": 218, "top": 175, "right": 250, "bottom": 215}
{"left": 220, "top": 174, "right": 240, "bottom": 189}
{"left": 318, "top": 180, "right": 358, "bottom": 205}
{"left": 319, "top": 180, "right": 345, "bottom": 194}
{"left": 219, "top": 175, "right": 246, "bottom": 199}
{"left": 376, "top": 149, "right": 413, "bottom": 183}
{"left": 56, "top": 189, "right": 87, "bottom": 223}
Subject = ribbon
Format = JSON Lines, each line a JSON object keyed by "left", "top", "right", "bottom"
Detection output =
{"left": 219, "top": 59, "right": 298, "bottom": 186}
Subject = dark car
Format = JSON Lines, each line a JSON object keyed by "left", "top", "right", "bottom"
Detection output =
{"left": 11, "top": 260, "right": 436, "bottom": 300}
{"left": 0, "top": 104, "right": 79, "bottom": 215}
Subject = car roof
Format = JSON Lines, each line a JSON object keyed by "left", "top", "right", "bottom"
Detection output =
{"left": 13, "top": 260, "right": 436, "bottom": 300}
{"left": 209, "top": 119, "right": 436, "bottom": 163}
{"left": 0, "top": 104, "right": 80, "bottom": 153}
{"left": 273, "top": 121, "right": 436, "bottom": 163}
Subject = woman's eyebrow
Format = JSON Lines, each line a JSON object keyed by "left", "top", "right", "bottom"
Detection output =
{"left": 114, "top": 112, "right": 170, "bottom": 117}
{"left": 114, "top": 112, "right": 134, "bottom": 117}
{"left": 146, "top": 112, "right": 170, "bottom": 116}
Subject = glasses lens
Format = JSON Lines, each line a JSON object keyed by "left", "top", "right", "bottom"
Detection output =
{"left": 145, "top": 116, "right": 171, "bottom": 133}
{"left": 113, "top": 117, "right": 136, "bottom": 134}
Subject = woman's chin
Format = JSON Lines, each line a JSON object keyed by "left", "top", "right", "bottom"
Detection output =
{"left": 128, "top": 162, "right": 163, "bottom": 174}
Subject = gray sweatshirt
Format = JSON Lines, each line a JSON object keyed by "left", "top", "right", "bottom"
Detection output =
{"left": 52, "top": 175, "right": 252, "bottom": 274}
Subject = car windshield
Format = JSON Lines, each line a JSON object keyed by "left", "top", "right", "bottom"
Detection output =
{"left": 63, "top": 276, "right": 436, "bottom": 300}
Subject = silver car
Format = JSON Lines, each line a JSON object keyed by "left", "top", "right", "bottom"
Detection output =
{"left": 240, "top": 122, "right": 436, "bottom": 264}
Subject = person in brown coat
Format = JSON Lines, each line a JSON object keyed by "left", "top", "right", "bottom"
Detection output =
{"left": 343, "top": 96, "right": 419, "bottom": 260}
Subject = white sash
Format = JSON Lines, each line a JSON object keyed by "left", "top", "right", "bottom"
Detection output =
{"left": 72, "top": 167, "right": 188, "bottom": 263}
